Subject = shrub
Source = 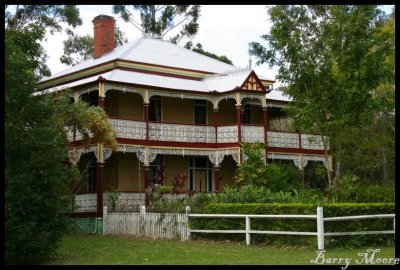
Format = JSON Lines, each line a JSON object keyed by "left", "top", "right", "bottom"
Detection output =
{"left": 190, "top": 203, "right": 394, "bottom": 247}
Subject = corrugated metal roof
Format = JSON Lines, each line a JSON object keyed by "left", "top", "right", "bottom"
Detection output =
{"left": 40, "top": 37, "right": 238, "bottom": 83}
{"left": 203, "top": 68, "right": 251, "bottom": 92}
{"left": 266, "top": 89, "right": 292, "bottom": 102}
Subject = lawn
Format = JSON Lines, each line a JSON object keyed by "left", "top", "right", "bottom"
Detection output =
{"left": 46, "top": 234, "right": 396, "bottom": 265}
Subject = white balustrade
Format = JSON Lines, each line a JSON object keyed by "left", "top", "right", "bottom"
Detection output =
{"left": 217, "top": 125, "right": 238, "bottom": 143}
{"left": 301, "top": 134, "right": 326, "bottom": 150}
{"left": 241, "top": 126, "right": 264, "bottom": 143}
{"left": 149, "top": 122, "right": 215, "bottom": 143}
{"left": 74, "top": 193, "right": 97, "bottom": 212}
{"left": 267, "top": 131, "right": 300, "bottom": 149}
{"left": 74, "top": 193, "right": 146, "bottom": 213}
{"left": 110, "top": 119, "right": 146, "bottom": 140}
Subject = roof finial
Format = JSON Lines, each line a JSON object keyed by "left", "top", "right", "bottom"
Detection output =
{"left": 248, "top": 55, "right": 252, "bottom": 70}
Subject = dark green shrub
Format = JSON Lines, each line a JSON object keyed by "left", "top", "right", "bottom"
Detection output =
{"left": 190, "top": 203, "right": 394, "bottom": 247}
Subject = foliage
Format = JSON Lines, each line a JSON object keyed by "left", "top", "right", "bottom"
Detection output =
{"left": 153, "top": 165, "right": 167, "bottom": 185}
{"left": 5, "top": 5, "right": 82, "bottom": 78}
{"left": 53, "top": 92, "right": 118, "bottom": 151}
{"left": 112, "top": 5, "right": 200, "bottom": 47}
{"left": 264, "top": 162, "right": 301, "bottom": 192}
{"left": 235, "top": 143, "right": 268, "bottom": 186}
{"left": 60, "top": 26, "right": 128, "bottom": 66}
{"left": 218, "top": 185, "right": 324, "bottom": 204}
{"left": 249, "top": 5, "right": 394, "bottom": 187}
{"left": 172, "top": 171, "right": 187, "bottom": 194}
{"left": 187, "top": 43, "right": 234, "bottom": 65}
{"left": 327, "top": 174, "right": 395, "bottom": 203}
{"left": 191, "top": 203, "right": 394, "bottom": 247}
{"left": 105, "top": 187, "right": 121, "bottom": 211}
{"left": 5, "top": 27, "right": 75, "bottom": 265}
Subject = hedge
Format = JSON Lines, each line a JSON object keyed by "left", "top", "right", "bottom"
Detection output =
{"left": 189, "top": 203, "right": 395, "bottom": 247}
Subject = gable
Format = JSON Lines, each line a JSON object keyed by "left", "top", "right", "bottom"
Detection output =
{"left": 239, "top": 71, "right": 266, "bottom": 92}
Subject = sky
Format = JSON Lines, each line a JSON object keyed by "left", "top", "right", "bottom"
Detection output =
{"left": 37, "top": 5, "right": 394, "bottom": 88}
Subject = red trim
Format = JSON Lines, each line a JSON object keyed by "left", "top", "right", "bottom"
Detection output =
{"left": 97, "top": 162, "right": 104, "bottom": 217}
{"left": 149, "top": 120, "right": 214, "bottom": 127}
{"left": 117, "top": 66, "right": 203, "bottom": 81}
{"left": 116, "top": 59, "right": 214, "bottom": 76}
{"left": 37, "top": 61, "right": 115, "bottom": 87}
{"left": 268, "top": 147, "right": 329, "bottom": 155}
{"left": 116, "top": 138, "right": 239, "bottom": 149}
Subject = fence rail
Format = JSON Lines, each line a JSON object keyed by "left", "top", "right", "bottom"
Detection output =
{"left": 102, "top": 206, "right": 395, "bottom": 250}
{"left": 187, "top": 207, "right": 395, "bottom": 250}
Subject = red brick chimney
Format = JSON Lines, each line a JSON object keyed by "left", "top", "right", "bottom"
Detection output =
{"left": 92, "top": 15, "right": 115, "bottom": 59}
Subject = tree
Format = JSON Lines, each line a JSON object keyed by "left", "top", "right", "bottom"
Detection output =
{"left": 5, "top": 5, "right": 82, "bottom": 78}
{"left": 249, "top": 5, "right": 393, "bottom": 188}
{"left": 60, "top": 26, "right": 128, "bottom": 66}
{"left": 5, "top": 6, "right": 117, "bottom": 264}
{"left": 5, "top": 26, "right": 75, "bottom": 265}
{"left": 112, "top": 5, "right": 200, "bottom": 46}
{"left": 188, "top": 43, "right": 234, "bottom": 65}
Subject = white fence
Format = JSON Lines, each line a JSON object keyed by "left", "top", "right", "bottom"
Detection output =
{"left": 103, "top": 206, "right": 190, "bottom": 241}
{"left": 187, "top": 206, "right": 395, "bottom": 250}
{"left": 102, "top": 206, "right": 395, "bottom": 250}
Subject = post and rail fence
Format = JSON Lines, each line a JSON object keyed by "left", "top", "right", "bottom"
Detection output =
{"left": 102, "top": 206, "right": 395, "bottom": 250}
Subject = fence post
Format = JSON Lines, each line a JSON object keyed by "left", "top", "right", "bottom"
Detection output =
{"left": 394, "top": 217, "right": 396, "bottom": 241}
{"left": 245, "top": 216, "right": 251, "bottom": 245}
{"left": 103, "top": 206, "right": 107, "bottom": 235}
{"left": 140, "top": 205, "right": 146, "bottom": 215}
{"left": 317, "top": 206, "right": 324, "bottom": 250}
{"left": 186, "top": 206, "right": 191, "bottom": 241}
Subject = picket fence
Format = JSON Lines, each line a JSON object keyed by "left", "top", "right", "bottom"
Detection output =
{"left": 103, "top": 206, "right": 190, "bottom": 241}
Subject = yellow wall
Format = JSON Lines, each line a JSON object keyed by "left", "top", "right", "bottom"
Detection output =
{"left": 104, "top": 154, "right": 119, "bottom": 191}
{"left": 162, "top": 97, "right": 193, "bottom": 123}
{"left": 104, "top": 91, "right": 143, "bottom": 120}
{"left": 218, "top": 99, "right": 236, "bottom": 124}
{"left": 117, "top": 153, "right": 144, "bottom": 191}
{"left": 220, "top": 156, "right": 237, "bottom": 189}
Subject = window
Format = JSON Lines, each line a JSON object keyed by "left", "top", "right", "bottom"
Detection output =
{"left": 149, "top": 155, "right": 164, "bottom": 186}
{"left": 241, "top": 104, "right": 251, "bottom": 124}
{"left": 149, "top": 96, "right": 161, "bottom": 122}
{"left": 194, "top": 100, "right": 207, "bottom": 124}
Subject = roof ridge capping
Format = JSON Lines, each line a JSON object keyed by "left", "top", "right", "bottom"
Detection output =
{"left": 203, "top": 67, "right": 251, "bottom": 80}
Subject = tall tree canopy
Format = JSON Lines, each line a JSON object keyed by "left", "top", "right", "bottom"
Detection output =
{"left": 249, "top": 5, "right": 394, "bottom": 187}
{"left": 5, "top": 5, "right": 82, "bottom": 78}
{"left": 187, "top": 42, "right": 234, "bottom": 65}
{"left": 60, "top": 26, "right": 128, "bottom": 66}
{"left": 112, "top": 5, "right": 200, "bottom": 46}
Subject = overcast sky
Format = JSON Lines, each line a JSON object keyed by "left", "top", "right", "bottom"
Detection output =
{"left": 39, "top": 5, "right": 393, "bottom": 88}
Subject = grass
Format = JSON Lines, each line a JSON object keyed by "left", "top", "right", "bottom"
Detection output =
{"left": 45, "top": 233, "right": 396, "bottom": 265}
